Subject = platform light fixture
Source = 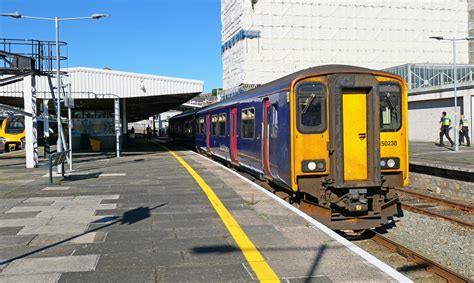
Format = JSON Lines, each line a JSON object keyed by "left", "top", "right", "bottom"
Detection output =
{"left": 429, "top": 35, "right": 474, "bottom": 152}
{"left": 1, "top": 11, "right": 110, "bottom": 172}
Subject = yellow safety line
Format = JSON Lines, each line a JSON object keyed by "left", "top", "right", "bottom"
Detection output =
{"left": 162, "top": 145, "right": 279, "bottom": 282}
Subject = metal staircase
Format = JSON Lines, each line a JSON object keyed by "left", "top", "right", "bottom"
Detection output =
{"left": 0, "top": 38, "right": 69, "bottom": 168}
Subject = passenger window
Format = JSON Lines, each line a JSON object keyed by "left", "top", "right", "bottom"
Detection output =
{"left": 271, "top": 104, "right": 278, "bottom": 138}
{"left": 379, "top": 84, "right": 402, "bottom": 132}
{"left": 197, "top": 117, "right": 205, "bottom": 134}
{"left": 185, "top": 120, "right": 192, "bottom": 137}
{"left": 211, "top": 115, "right": 218, "bottom": 136}
{"left": 219, "top": 114, "right": 226, "bottom": 136}
{"left": 241, "top": 108, "right": 255, "bottom": 139}
{"left": 296, "top": 83, "right": 326, "bottom": 133}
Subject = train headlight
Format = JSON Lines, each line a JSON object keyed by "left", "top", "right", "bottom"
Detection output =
{"left": 302, "top": 160, "right": 326, "bottom": 172}
{"left": 387, "top": 159, "right": 396, "bottom": 168}
{"left": 380, "top": 157, "right": 400, "bottom": 169}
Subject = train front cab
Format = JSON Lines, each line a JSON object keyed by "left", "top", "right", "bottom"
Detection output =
{"left": 293, "top": 72, "right": 408, "bottom": 230}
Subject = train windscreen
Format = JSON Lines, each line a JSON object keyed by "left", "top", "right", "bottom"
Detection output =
{"left": 379, "top": 83, "right": 402, "bottom": 132}
{"left": 5, "top": 117, "right": 25, "bottom": 134}
{"left": 296, "top": 83, "right": 326, "bottom": 133}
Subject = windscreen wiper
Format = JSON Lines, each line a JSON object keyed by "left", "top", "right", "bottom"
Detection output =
{"left": 302, "top": 93, "right": 316, "bottom": 114}
{"left": 385, "top": 93, "right": 399, "bottom": 115}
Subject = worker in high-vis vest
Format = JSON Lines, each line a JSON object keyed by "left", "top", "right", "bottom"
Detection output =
{"left": 439, "top": 111, "right": 454, "bottom": 147}
{"left": 459, "top": 114, "right": 471, "bottom": 147}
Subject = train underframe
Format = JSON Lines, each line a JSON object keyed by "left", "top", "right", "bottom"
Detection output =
{"left": 297, "top": 174, "right": 403, "bottom": 230}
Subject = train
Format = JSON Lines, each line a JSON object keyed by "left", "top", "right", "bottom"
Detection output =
{"left": 0, "top": 115, "right": 59, "bottom": 152}
{"left": 169, "top": 65, "right": 408, "bottom": 230}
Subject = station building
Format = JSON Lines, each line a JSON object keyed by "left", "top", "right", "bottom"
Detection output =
{"left": 0, "top": 67, "right": 203, "bottom": 150}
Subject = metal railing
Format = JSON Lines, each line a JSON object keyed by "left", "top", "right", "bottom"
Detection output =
{"left": 0, "top": 38, "right": 67, "bottom": 73}
{"left": 384, "top": 63, "right": 474, "bottom": 90}
{"left": 48, "top": 150, "right": 69, "bottom": 184}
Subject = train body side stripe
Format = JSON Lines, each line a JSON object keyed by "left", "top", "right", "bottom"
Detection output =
{"left": 161, "top": 145, "right": 280, "bottom": 282}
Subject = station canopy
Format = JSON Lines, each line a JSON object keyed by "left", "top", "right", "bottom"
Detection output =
{"left": 0, "top": 67, "right": 204, "bottom": 122}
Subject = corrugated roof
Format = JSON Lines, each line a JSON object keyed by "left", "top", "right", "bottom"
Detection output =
{"left": 0, "top": 67, "right": 204, "bottom": 99}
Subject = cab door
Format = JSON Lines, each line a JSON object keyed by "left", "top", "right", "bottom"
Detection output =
{"left": 342, "top": 89, "right": 368, "bottom": 181}
{"left": 328, "top": 74, "right": 380, "bottom": 188}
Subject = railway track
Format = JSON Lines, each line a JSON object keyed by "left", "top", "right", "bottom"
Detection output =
{"left": 247, "top": 176, "right": 472, "bottom": 281}
{"left": 395, "top": 188, "right": 474, "bottom": 229}
{"left": 363, "top": 230, "right": 472, "bottom": 283}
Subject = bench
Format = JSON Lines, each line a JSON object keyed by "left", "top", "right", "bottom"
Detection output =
{"left": 48, "top": 150, "right": 70, "bottom": 184}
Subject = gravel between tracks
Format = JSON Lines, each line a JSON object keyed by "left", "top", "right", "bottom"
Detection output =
{"left": 380, "top": 211, "right": 473, "bottom": 279}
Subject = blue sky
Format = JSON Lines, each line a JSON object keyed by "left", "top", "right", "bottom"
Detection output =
{"left": 0, "top": 0, "right": 222, "bottom": 92}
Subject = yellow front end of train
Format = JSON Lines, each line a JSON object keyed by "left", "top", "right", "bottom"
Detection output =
{"left": 291, "top": 70, "right": 408, "bottom": 230}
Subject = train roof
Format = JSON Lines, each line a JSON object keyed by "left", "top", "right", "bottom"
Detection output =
{"left": 169, "top": 108, "right": 200, "bottom": 120}
{"left": 198, "top": 65, "right": 401, "bottom": 114}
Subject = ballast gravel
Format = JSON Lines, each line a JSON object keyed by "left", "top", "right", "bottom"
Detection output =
{"left": 380, "top": 211, "right": 473, "bottom": 279}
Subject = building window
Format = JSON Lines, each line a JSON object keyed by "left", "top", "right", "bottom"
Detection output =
{"left": 271, "top": 104, "right": 278, "bottom": 138}
{"left": 296, "top": 83, "right": 326, "bottom": 133}
{"left": 84, "top": 110, "right": 95, "bottom": 119}
{"left": 218, "top": 114, "right": 226, "bottom": 136}
{"left": 211, "top": 115, "right": 218, "bottom": 136}
{"left": 241, "top": 108, "right": 255, "bottom": 139}
{"left": 72, "top": 110, "right": 83, "bottom": 119}
{"left": 379, "top": 83, "right": 402, "bottom": 132}
{"left": 95, "top": 110, "right": 107, "bottom": 118}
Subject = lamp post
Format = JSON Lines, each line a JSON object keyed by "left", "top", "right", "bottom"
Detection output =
{"left": 429, "top": 36, "right": 474, "bottom": 152}
{"left": 94, "top": 93, "right": 121, "bottom": 158}
{"left": 1, "top": 12, "right": 110, "bottom": 172}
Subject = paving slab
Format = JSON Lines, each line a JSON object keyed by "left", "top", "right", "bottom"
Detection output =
{"left": 2, "top": 255, "right": 99, "bottom": 274}
{"left": 0, "top": 273, "right": 61, "bottom": 283}
{"left": 409, "top": 141, "right": 474, "bottom": 172}
{"left": 59, "top": 268, "right": 156, "bottom": 283}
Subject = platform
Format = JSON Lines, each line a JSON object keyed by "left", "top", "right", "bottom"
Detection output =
{"left": 0, "top": 139, "right": 409, "bottom": 282}
{"left": 409, "top": 141, "right": 474, "bottom": 173}
{"left": 408, "top": 141, "right": 474, "bottom": 201}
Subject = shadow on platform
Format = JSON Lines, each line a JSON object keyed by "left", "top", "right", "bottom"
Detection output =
{"left": 0, "top": 203, "right": 168, "bottom": 266}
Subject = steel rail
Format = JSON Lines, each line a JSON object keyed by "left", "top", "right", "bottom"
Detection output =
{"left": 395, "top": 188, "right": 474, "bottom": 213}
{"left": 366, "top": 230, "right": 471, "bottom": 283}
{"left": 400, "top": 203, "right": 474, "bottom": 229}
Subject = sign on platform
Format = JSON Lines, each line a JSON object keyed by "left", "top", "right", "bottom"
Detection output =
{"left": 64, "top": 97, "right": 75, "bottom": 108}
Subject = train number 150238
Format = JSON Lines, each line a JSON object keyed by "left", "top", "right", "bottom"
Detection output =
{"left": 381, "top": 140, "right": 397, "bottom": 146}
